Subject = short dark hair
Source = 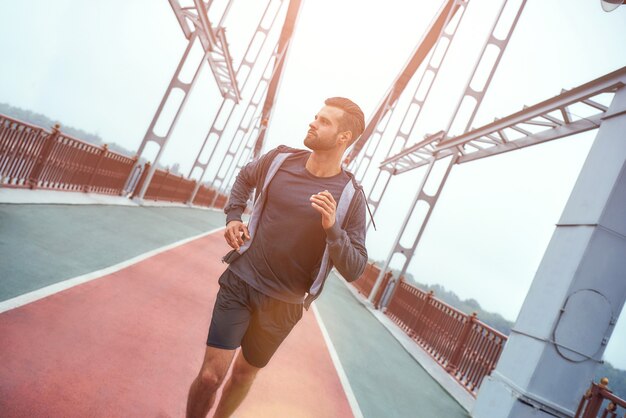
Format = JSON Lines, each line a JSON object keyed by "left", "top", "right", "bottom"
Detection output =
{"left": 325, "top": 97, "right": 365, "bottom": 147}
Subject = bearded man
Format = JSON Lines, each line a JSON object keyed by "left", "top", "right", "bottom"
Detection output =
{"left": 186, "top": 97, "right": 369, "bottom": 418}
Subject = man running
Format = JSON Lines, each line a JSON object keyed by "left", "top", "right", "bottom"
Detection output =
{"left": 186, "top": 97, "right": 369, "bottom": 418}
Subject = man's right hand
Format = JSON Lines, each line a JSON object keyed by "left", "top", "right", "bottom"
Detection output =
{"left": 224, "top": 220, "right": 250, "bottom": 250}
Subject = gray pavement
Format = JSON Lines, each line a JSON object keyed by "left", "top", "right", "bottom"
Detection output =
{"left": 0, "top": 204, "right": 225, "bottom": 301}
{"left": 315, "top": 273, "right": 470, "bottom": 418}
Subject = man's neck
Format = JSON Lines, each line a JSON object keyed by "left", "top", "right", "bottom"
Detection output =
{"left": 305, "top": 151, "right": 343, "bottom": 177}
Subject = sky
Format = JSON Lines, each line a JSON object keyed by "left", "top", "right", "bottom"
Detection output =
{"left": 1, "top": 0, "right": 625, "bottom": 368}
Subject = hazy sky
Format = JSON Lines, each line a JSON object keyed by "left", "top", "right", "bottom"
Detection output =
{"left": 1, "top": 0, "right": 625, "bottom": 368}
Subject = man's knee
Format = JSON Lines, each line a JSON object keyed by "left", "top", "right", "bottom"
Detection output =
{"left": 196, "top": 346, "right": 235, "bottom": 391}
{"left": 198, "top": 368, "right": 226, "bottom": 392}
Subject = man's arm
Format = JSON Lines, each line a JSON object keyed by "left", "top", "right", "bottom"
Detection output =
{"left": 223, "top": 148, "right": 280, "bottom": 225}
{"left": 223, "top": 161, "right": 259, "bottom": 225}
{"left": 311, "top": 190, "right": 368, "bottom": 282}
{"left": 223, "top": 148, "right": 282, "bottom": 250}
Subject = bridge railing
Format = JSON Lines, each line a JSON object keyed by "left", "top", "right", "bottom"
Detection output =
{"left": 1, "top": 115, "right": 136, "bottom": 195}
{"left": 0, "top": 115, "right": 49, "bottom": 187}
{"left": 575, "top": 378, "right": 626, "bottom": 418}
{"left": 351, "top": 263, "right": 392, "bottom": 308}
{"left": 352, "top": 268, "right": 507, "bottom": 396}
{"left": 193, "top": 184, "right": 218, "bottom": 207}
{"left": 131, "top": 163, "right": 228, "bottom": 207}
{"left": 133, "top": 163, "right": 194, "bottom": 203}
{"left": 0, "top": 114, "right": 231, "bottom": 207}
{"left": 385, "top": 277, "right": 507, "bottom": 395}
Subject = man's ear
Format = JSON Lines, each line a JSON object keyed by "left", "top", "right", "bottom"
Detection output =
{"left": 339, "top": 130, "right": 352, "bottom": 146}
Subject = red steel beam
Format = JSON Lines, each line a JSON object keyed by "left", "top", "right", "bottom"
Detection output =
{"left": 344, "top": 0, "right": 461, "bottom": 165}
{"left": 252, "top": 0, "right": 303, "bottom": 158}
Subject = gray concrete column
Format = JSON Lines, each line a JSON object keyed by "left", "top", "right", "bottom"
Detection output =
{"left": 473, "top": 85, "right": 626, "bottom": 418}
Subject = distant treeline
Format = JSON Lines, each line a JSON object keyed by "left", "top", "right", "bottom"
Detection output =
{"left": 378, "top": 263, "right": 626, "bottom": 399}
{"left": 0, "top": 103, "right": 180, "bottom": 174}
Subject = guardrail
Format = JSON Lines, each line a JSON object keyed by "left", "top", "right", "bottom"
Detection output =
{"left": 131, "top": 163, "right": 229, "bottom": 207}
{"left": 132, "top": 163, "right": 193, "bottom": 203}
{"left": 575, "top": 378, "right": 626, "bottom": 418}
{"left": 352, "top": 267, "right": 507, "bottom": 396}
{"left": 352, "top": 263, "right": 393, "bottom": 308}
{"left": 193, "top": 184, "right": 218, "bottom": 207}
{"left": 0, "top": 114, "right": 231, "bottom": 207}
{"left": 1, "top": 115, "right": 136, "bottom": 195}
{"left": 1, "top": 115, "right": 50, "bottom": 187}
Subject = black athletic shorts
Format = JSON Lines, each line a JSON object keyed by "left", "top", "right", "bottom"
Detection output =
{"left": 206, "top": 269, "right": 304, "bottom": 368}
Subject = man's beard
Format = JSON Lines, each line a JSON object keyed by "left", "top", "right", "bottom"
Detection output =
{"left": 304, "top": 132, "right": 336, "bottom": 151}
{"left": 303, "top": 132, "right": 316, "bottom": 149}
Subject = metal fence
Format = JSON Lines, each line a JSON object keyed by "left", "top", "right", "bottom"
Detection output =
{"left": 0, "top": 115, "right": 49, "bottom": 187}
{"left": 575, "top": 378, "right": 626, "bottom": 418}
{"left": 1, "top": 115, "right": 136, "bottom": 195}
{"left": 131, "top": 162, "right": 229, "bottom": 207}
{"left": 385, "top": 277, "right": 507, "bottom": 395}
{"left": 352, "top": 263, "right": 393, "bottom": 308}
{"left": 0, "top": 114, "right": 230, "bottom": 206}
{"left": 352, "top": 268, "right": 507, "bottom": 396}
{"left": 133, "top": 163, "right": 194, "bottom": 203}
{"left": 193, "top": 184, "right": 218, "bottom": 207}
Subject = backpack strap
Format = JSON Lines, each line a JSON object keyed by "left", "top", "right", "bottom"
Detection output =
{"left": 238, "top": 152, "right": 291, "bottom": 253}
{"left": 307, "top": 179, "right": 356, "bottom": 297}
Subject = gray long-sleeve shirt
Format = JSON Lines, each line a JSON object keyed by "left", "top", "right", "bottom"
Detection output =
{"left": 229, "top": 152, "right": 350, "bottom": 303}
{"left": 223, "top": 145, "right": 368, "bottom": 308}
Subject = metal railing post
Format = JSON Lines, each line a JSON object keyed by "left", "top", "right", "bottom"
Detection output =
{"left": 28, "top": 123, "right": 60, "bottom": 189}
{"left": 581, "top": 380, "right": 605, "bottom": 418}
{"left": 446, "top": 311, "right": 477, "bottom": 375}
{"left": 85, "top": 144, "right": 108, "bottom": 192}
{"left": 412, "top": 290, "right": 434, "bottom": 340}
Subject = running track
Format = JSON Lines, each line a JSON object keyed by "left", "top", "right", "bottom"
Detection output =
{"left": 0, "top": 230, "right": 354, "bottom": 417}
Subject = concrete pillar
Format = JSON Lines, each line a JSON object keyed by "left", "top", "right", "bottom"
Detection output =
{"left": 473, "top": 85, "right": 626, "bottom": 417}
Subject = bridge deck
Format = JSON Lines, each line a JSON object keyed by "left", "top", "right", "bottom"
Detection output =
{"left": 0, "top": 203, "right": 468, "bottom": 417}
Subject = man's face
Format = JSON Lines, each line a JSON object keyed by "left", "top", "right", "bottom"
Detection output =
{"left": 304, "top": 105, "right": 346, "bottom": 151}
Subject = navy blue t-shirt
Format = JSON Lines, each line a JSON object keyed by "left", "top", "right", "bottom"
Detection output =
{"left": 229, "top": 152, "right": 350, "bottom": 303}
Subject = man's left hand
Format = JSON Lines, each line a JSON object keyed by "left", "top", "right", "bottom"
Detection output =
{"left": 310, "top": 190, "right": 336, "bottom": 230}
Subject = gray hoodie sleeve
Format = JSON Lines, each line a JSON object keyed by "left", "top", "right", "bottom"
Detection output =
{"left": 325, "top": 190, "right": 368, "bottom": 282}
{"left": 224, "top": 148, "right": 278, "bottom": 225}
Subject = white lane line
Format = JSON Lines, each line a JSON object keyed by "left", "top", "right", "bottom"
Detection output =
{"left": 312, "top": 303, "right": 365, "bottom": 418}
{"left": 0, "top": 226, "right": 225, "bottom": 314}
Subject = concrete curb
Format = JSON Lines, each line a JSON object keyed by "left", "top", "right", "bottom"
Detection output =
{"left": 0, "top": 188, "right": 222, "bottom": 212}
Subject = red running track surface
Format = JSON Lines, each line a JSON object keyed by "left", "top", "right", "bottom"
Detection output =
{"left": 0, "top": 231, "right": 354, "bottom": 418}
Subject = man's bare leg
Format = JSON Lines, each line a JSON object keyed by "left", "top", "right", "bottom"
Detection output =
{"left": 186, "top": 346, "right": 236, "bottom": 418}
{"left": 212, "top": 350, "right": 261, "bottom": 418}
